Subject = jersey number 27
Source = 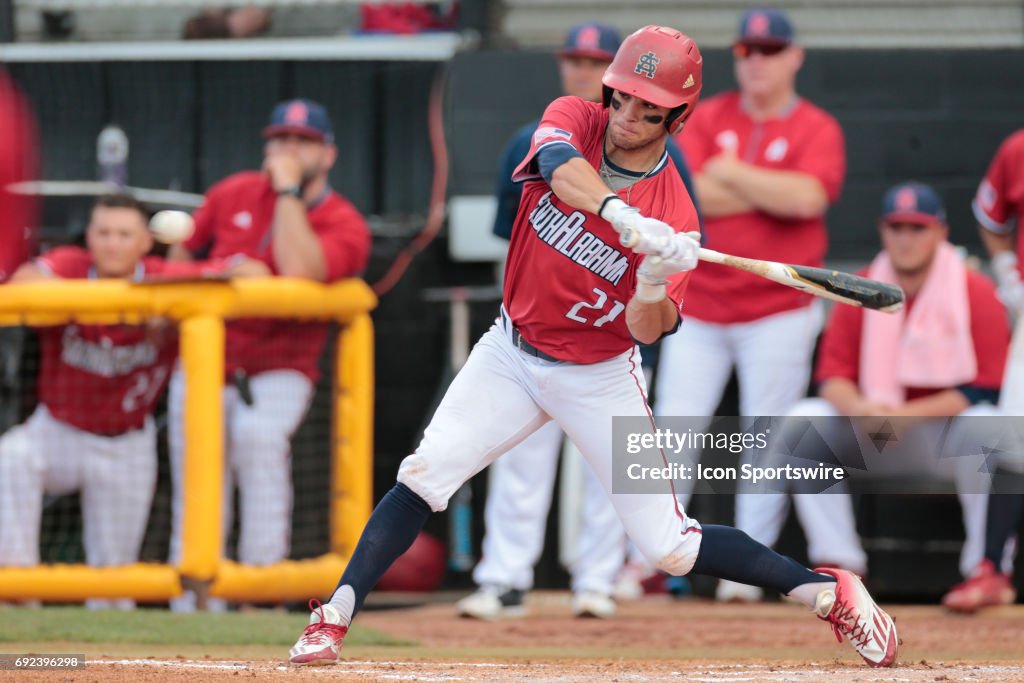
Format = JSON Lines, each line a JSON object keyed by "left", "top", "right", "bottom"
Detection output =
{"left": 565, "top": 287, "right": 625, "bottom": 328}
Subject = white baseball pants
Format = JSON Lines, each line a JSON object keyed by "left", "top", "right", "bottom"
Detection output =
{"left": 754, "top": 398, "right": 1002, "bottom": 576}
{"left": 0, "top": 405, "right": 156, "bottom": 569}
{"left": 654, "top": 306, "right": 821, "bottom": 521}
{"left": 652, "top": 305, "right": 824, "bottom": 578}
{"left": 472, "top": 420, "right": 625, "bottom": 595}
{"left": 397, "top": 322, "right": 703, "bottom": 577}
{"left": 168, "top": 367, "right": 313, "bottom": 567}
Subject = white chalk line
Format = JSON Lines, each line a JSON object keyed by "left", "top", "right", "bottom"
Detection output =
{"left": 87, "top": 659, "right": 1024, "bottom": 682}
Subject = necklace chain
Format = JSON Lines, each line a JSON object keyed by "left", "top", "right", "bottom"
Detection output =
{"left": 600, "top": 152, "right": 660, "bottom": 204}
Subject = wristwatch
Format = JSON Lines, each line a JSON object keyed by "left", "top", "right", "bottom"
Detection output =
{"left": 276, "top": 184, "right": 302, "bottom": 199}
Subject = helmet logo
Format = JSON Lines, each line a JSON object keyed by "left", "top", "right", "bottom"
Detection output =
{"left": 683, "top": 74, "right": 695, "bottom": 88}
{"left": 634, "top": 51, "right": 660, "bottom": 79}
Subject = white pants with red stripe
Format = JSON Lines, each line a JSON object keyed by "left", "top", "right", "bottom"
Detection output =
{"left": 472, "top": 420, "right": 625, "bottom": 594}
{"left": 651, "top": 306, "right": 824, "bottom": 573}
{"left": 167, "top": 367, "right": 313, "bottom": 567}
{"left": 397, "top": 322, "right": 703, "bottom": 576}
{"left": 654, "top": 305, "right": 822, "bottom": 442}
{"left": 0, "top": 405, "right": 156, "bottom": 568}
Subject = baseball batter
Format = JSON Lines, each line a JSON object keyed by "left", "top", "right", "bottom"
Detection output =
{"left": 0, "top": 194, "right": 253, "bottom": 609}
{"left": 289, "top": 26, "right": 898, "bottom": 668}
{"left": 463, "top": 20, "right": 703, "bottom": 620}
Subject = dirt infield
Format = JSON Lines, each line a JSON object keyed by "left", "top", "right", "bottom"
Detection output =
{"left": 24, "top": 595, "right": 1024, "bottom": 681}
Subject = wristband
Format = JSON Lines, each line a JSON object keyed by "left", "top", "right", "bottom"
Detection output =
{"left": 598, "top": 194, "right": 626, "bottom": 221}
{"left": 276, "top": 185, "right": 303, "bottom": 199}
{"left": 633, "top": 281, "right": 667, "bottom": 304}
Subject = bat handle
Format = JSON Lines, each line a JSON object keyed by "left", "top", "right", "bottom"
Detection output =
{"left": 619, "top": 227, "right": 670, "bottom": 255}
{"left": 619, "top": 227, "right": 639, "bottom": 249}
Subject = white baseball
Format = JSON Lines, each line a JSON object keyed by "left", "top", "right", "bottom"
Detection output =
{"left": 149, "top": 210, "right": 195, "bottom": 245}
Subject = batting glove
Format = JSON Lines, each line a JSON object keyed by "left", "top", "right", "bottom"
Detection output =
{"left": 992, "top": 251, "right": 1024, "bottom": 316}
{"left": 634, "top": 232, "right": 701, "bottom": 304}
{"left": 599, "top": 195, "right": 640, "bottom": 233}
{"left": 599, "top": 195, "right": 680, "bottom": 255}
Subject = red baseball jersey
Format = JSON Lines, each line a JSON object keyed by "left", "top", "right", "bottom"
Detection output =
{"left": 33, "top": 247, "right": 225, "bottom": 435}
{"left": 815, "top": 268, "right": 1008, "bottom": 399}
{"left": 973, "top": 129, "right": 1024, "bottom": 271}
{"left": 0, "top": 70, "right": 38, "bottom": 283}
{"left": 676, "top": 92, "right": 846, "bottom": 323}
{"left": 507, "top": 97, "right": 700, "bottom": 364}
{"left": 185, "top": 172, "right": 371, "bottom": 380}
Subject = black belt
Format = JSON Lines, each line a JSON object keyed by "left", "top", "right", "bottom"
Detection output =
{"left": 501, "top": 310, "right": 563, "bottom": 363}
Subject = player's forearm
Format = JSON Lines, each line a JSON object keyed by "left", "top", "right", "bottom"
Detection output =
{"left": 979, "top": 226, "right": 1015, "bottom": 258}
{"left": 9, "top": 262, "right": 52, "bottom": 282}
{"left": 819, "top": 378, "right": 866, "bottom": 416}
{"left": 549, "top": 157, "right": 618, "bottom": 215}
{"left": 271, "top": 196, "right": 327, "bottom": 280}
{"left": 720, "top": 164, "right": 828, "bottom": 220}
{"left": 625, "top": 297, "right": 678, "bottom": 345}
{"left": 898, "top": 389, "right": 970, "bottom": 419}
{"left": 692, "top": 174, "right": 756, "bottom": 217}
{"left": 166, "top": 244, "right": 194, "bottom": 262}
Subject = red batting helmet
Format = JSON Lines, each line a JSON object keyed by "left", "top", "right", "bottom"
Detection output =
{"left": 601, "top": 25, "right": 703, "bottom": 135}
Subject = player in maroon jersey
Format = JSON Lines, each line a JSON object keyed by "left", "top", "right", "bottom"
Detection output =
{"left": 0, "top": 194, "right": 264, "bottom": 609}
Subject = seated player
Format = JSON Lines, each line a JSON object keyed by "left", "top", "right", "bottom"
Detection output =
{"left": 724, "top": 182, "right": 1011, "bottom": 602}
{"left": 0, "top": 193, "right": 264, "bottom": 609}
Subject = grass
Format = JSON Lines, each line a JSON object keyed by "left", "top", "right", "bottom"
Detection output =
{"left": 0, "top": 607, "right": 412, "bottom": 647}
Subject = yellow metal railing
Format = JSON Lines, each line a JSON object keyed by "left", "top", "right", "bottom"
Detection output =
{"left": 0, "top": 278, "right": 376, "bottom": 602}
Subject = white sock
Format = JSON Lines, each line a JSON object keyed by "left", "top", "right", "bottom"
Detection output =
{"left": 788, "top": 578, "right": 837, "bottom": 610}
{"left": 326, "top": 585, "right": 355, "bottom": 626}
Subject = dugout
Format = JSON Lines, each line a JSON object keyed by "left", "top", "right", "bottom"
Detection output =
{"left": 1, "top": 30, "right": 1023, "bottom": 600}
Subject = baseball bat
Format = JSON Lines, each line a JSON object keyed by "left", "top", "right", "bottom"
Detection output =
{"left": 619, "top": 227, "right": 904, "bottom": 313}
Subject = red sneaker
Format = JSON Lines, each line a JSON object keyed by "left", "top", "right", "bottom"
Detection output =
{"left": 288, "top": 599, "right": 348, "bottom": 666}
{"left": 942, "top": 560, "right": 1016, "bottom": 614}
{"left": 813, "top": 568, "right": 898, "bottom": 667}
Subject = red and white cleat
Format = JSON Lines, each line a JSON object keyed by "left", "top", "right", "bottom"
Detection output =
{"left": 288, "top": 599, "right": 348, "bottom": 666}
{"left": 813, "top": 567, "right": 898, "bottom": 668}
{"left": 942, "top": 559, "right": 1016, "bottom": 614}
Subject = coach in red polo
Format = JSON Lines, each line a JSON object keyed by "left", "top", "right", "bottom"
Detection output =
{"left": 166, "top": 98, "right": 371, "bottom": 610}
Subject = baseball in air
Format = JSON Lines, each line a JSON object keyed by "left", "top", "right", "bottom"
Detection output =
{"left": 149, "top": 210, "right": 195, "bottom": 245}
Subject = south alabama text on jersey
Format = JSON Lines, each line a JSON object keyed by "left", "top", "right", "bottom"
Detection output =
{"left": 529, "top": 190, "right": 629, "bottom": 286}
{"left": 60, "top": 326, "right": 158, "bottom": 377}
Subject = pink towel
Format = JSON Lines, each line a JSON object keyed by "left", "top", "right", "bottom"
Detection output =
{"left": 859, "top": 241, "right": 976, "bottom": 405}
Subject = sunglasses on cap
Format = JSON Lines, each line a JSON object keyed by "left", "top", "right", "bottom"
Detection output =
{"left": 733, "top": 42, "right": 789, "bottom": 59}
